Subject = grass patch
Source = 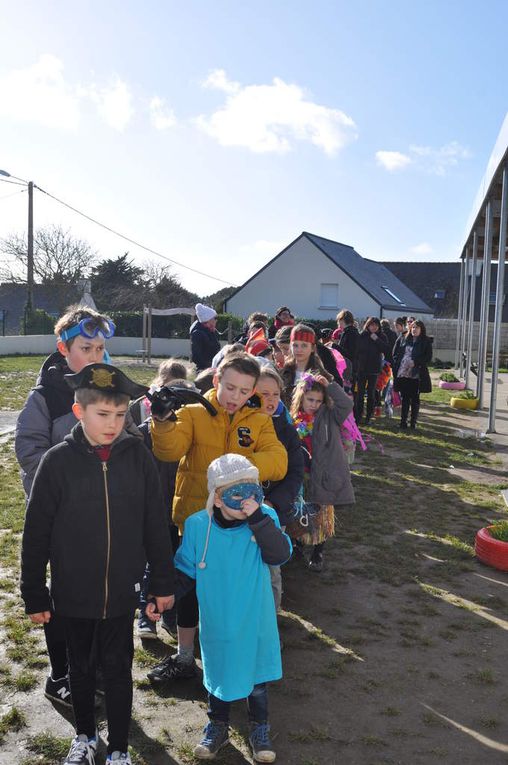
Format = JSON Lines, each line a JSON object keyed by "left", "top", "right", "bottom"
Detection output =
{"left": 26, "top": 731, "right": 71, "bottom": 760}
{"left": 0, "top": 706, "right": 27, "bottom": 742}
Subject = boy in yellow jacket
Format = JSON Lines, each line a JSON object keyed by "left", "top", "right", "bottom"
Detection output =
{"left": 148, "top": 353, "right": 288, "bottom": 683}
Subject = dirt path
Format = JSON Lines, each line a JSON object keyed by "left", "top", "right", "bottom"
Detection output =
{"left": 1, "top": 399, "right": 508, "bottom": 764}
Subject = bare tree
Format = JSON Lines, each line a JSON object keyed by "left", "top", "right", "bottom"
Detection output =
{"left": 0, "top": 225, "right": 97, "bottom": 285}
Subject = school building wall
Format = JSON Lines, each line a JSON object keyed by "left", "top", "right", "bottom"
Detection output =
{"left": 225, "top": 238, "right": 380, "bottom": 320}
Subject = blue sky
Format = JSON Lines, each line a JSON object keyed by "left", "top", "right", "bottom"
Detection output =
{"left": 1, "top": 0, "right": 507, "bottom": 297}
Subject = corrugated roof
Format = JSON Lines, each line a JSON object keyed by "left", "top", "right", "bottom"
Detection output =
{"left": 303, "top": 233, "right": 433, "bottom": 313}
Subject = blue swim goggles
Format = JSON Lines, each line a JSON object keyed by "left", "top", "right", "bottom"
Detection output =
{"left": 59, "top": 317, "right": 116, "bottom": 342}
{"left": 221, "top": 482, "right": 264, "bottom": 510}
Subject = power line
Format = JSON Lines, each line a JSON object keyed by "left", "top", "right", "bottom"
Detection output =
{"left": 0, "top": 177, "right": 27, "bottom": 188}
{"left": 35, "top": 184, "right": 236, "bottom": 287}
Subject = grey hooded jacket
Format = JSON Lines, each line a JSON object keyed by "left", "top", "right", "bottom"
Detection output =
{"left": 306, "top": 382, "right": 355, "bottom": 506}
{"left": 15, "top": 351, "right": 141, "bottom": 496}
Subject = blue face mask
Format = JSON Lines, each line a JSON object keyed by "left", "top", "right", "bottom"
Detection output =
{"left": 221, "top": 482, "right": 264, "bottom": 510}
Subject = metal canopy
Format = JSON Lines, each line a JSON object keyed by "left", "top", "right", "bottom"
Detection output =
{"left": 456, "top": 113, "right": 508, "bottom": 432}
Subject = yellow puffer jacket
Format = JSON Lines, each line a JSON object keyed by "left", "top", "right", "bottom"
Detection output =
{"left": 151, "top": 388, "right": 288, "bottom": 531}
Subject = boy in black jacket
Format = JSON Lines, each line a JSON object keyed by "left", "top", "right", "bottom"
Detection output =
{"left": 21, "top": 364, "right": 176, "bottom": 765}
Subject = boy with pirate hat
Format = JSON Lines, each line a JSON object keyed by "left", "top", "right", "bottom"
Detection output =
{"left": 20, "top": 363, "right": 176, "bottom": 765}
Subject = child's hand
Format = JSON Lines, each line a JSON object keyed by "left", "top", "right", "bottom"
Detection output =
{"left": 29, "top": 611, "right": 51, "bottom": 624}
{"left": 145, "top": 595, "right": 175, "bottom": 621}
{"left": 314, "top": 374, "right": 329, "bottom": 387}
{"left": 241, "top": 497, "right": 260, "bottom": 516}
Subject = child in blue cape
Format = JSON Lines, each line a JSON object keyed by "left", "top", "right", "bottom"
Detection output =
{"left": 175, "top": 454, "right": 292, "bottom": 763}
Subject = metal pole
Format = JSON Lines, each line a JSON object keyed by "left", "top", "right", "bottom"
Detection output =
{"left": 477, "top": 200, "right": 493, "bottom": 405}
{"left": 142, "top": 306, "right": 147, "bottom": 363}
{"left": 465, "top": 232, "right": 478, "bottom": 389}
{"left": 488, "top": 163, "right": 508, "bottom": 433}
{"left": 455, "top": 257, "right": 465, "bottom": 369}
{"left": 147, "top": 305, "right": 152, "bottom": 365}
{"left": 27, "top": 181, "right": 34, "bottom": 311}
{"left": 459, "top": 247, "right": 470, "bottom": 378}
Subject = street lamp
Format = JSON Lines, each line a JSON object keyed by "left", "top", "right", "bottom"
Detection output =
{"left": 0, "top": 168, "right": 34, "bottom": 312}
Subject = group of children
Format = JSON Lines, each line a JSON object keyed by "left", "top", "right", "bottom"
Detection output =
{"left": 17, "top": 304, "right": 360, "bottom": 764}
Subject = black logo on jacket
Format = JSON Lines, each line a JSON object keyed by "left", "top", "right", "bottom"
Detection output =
{"left": 237, "top": 427, "right": 254, "bottom": 448}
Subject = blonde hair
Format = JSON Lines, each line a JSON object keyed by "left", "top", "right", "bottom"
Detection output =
{"left": 257, "top": 366, "right": 283, "bottom": 392}
{"left": 152, "top": 358, "right": 192, "bottom": 387}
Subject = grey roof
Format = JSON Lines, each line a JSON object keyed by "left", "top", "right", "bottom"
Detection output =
{"left": 304, "top": 233, "right": 433, "bottom": 314}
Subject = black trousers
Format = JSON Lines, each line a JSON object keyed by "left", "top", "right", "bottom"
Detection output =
{"left": 44, "top": 613, "right": 68, "bottom": 679}
{"left": 355, "top": 373, "right": 378, "bottom": 422}
{"left": 63, "top": 612, "right": 135, "bottom": 754}
{"left": 397, "top": 377, "right": 420, "bottom": 425}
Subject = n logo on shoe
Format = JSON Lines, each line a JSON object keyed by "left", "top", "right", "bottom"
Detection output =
{"left": 57, "top": 686, "right": 71, "bottom": 701}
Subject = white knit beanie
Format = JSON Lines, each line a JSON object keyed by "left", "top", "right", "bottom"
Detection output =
{"left": 205, "top": 454, "right": 259, "bottom": 514}
{"left": 195, "top": 303, "right": 217, "bottom": 323}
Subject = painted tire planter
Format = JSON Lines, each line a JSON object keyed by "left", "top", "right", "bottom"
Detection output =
{"left": 439, "top": 380, "right": 465, "bottom": 390}
{"left": 475, "top": 526, "right": 508, "bottom": 572}
{"left": 450, "top": 396, "right": 479, "bottom": 410}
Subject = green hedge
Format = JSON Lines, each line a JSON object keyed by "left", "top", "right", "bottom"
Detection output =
{"left": 109, "top": 311, "right": 244, "bottom": 339}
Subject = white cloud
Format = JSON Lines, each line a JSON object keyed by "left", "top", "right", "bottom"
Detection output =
{"left": 86, "top": 77, "right": 133, "bottom": 132}
{"left": 410, "top": 242, "right": 434, "bottom": 255}
{"left": 202, "top": 69, "right": 240, "bottom": 94}
{"left": 0, "top": 54, "right": 80, "bottom": 129}
{"left": 0, "top": 55, "right": 134, "bottom": 131}
{"left": 375, "top": 150, "right": 412, "bottom": 172}
{"left": 376, "top": 141, "right": 471, "bottom": 175}
{"left": 196, "top": 69, "right": 357, "bottom": 155}
{"left": 409, "top": 141, "right": 472, "bottom": 176}
{"left": 149, "top": 96, "right": 177, "bottom": 130}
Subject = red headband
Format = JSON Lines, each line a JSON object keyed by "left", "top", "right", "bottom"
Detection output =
{"left": 290, "top": 328, "right": 315, "bottom": 344}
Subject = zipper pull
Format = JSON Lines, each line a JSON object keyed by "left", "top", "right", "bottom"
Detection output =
{"left": 102, "top": 462, "right": 108, "bottom": 473}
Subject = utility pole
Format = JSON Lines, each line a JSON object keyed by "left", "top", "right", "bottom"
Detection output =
{"left": 27, "top": 181, "right": 34, "bottom": 312}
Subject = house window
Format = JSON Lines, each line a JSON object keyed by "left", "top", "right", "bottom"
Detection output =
{"left": 434, "top": 290, "right": 446, "bottom": 299}
{"left": 320, "top": 283, "right": 338, "bottom": 308}
{"left": 381, "top": 286, "right": 405, "bottom": 305}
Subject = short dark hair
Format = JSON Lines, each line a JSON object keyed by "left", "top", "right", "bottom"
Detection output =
{"left": 75, "top": 388, "right": 130, "bottom": 408}
{"left": 217, "top": 352, "right": 260, "bottom": 384}
{"left": 247, "top": 312, "right": 269, "bottom": 326}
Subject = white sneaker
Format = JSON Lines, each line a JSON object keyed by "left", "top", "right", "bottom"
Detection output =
{"left": 106, "top": 752, "right": 132, "bottom": 764}
{"left": 64, "top": 733, "right": 97, "bottom": 764}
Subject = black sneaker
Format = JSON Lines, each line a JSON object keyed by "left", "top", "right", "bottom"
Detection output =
{"left": 45, "top": 675, "right": 73, "bottom": 709}
{"left": 249, "top": 723, "right": 276, "bottom": 763}
{"left": 147, "top": 653, "right": 198, "bottom": 683}
{"left": 63, "top": 732, "right": 97, "bottom": 764}
{"left": 308, "top": 549, "right": 324, "bottom": 573}
{"left": 194, "top": 721, "right": 229, "bottom": 759}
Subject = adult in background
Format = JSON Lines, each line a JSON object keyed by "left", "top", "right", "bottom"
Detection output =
{"left": 268, "top": 306, "right": 295, "bottom": 339}
{"left": 190, "top": 303, "right": 221, "bottom": 371}
{"left": 395, "top": 317, "right": 406, "bottom": 338}
{"left": 380, "top": 319, "right": 397, "bottom": 365}
{"left": 354, "top": 317, "right": 388, "bottom": 425}
{"left": 336, "top": 309, "right": 360, "bottom": 392}
{"left": 392, "top": 320, "right": 433, "bottom": 430}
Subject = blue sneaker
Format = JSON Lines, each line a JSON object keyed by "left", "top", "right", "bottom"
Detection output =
{"left": 194, "top": 721, "right": 229, "bottom": 759}
{"left": 249, "top": 723, "right": 276, "bottom": 763}
{"left": 137, "top": 615, "right": 157, "bottom": 640}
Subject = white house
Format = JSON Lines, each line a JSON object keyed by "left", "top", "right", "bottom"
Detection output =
{"left": 225, "top": 232, "right": 433, "bottom": 320}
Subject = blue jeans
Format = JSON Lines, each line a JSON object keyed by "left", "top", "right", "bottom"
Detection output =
{"left": 208, "top": 683, "right": 268, "bottom": 725}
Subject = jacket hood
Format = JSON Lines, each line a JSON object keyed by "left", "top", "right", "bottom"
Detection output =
{"left": 36, "top": 350, "right": 71, "bottom": 392}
